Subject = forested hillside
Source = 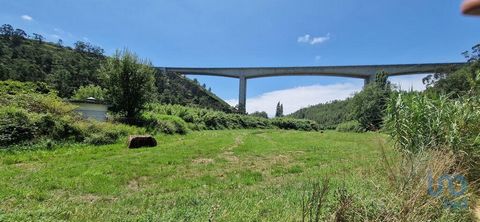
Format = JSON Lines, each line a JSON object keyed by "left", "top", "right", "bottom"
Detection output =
{"left": 289, "top": 99, "right": 353, "bottom": 129}
{"left": 0, "top": 24, "right": 233, "bottom": 112}
{"left": 155, "top": 71, "right": 234, "bottom": 112}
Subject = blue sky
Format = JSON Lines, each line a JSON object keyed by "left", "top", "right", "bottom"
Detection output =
{"left": 1, "top": 0, "right": 479, "bottom": 116}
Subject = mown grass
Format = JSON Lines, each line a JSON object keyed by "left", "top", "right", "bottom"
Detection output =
{"left": 0, "top": 130, "right": 388, "bottom": 221}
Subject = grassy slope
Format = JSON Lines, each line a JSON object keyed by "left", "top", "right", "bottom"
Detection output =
{"left": 0, "top": 130, "right": 387, "bottom": 221}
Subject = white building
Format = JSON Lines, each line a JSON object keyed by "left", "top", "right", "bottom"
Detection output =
{"left": 70, "top": 97, "right": 109, "bottom": 122}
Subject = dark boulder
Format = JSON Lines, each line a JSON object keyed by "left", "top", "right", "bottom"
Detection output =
{"left": 127, "top": 135, "right": 157, "bottom": 149}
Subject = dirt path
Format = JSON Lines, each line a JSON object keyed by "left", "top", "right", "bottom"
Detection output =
{"left": 218, "top": 133, "right": 246, "bottom": 163}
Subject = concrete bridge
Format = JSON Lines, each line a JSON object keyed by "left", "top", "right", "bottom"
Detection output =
{"left": 158, "top": 63, "right": 465, "bottom": 113}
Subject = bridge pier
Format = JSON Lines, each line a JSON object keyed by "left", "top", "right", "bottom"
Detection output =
{"left": 364, "top": 75, "right": 376, "bottom": 86}
{"left": 238, "top": 76, "right": 247, "bottom": 114}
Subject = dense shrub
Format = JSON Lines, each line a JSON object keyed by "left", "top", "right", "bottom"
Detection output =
{"left": 144, "top": 104, "right": 318, "bottom": 131}
{"left": 80, "top": 121, "right": 144, "bottom": 145}
{"left": 0, "top": 107, "right": 35, "bottom": 146}
{"left": 36, "top": 115, "right": 84, "bottom": 141}
{"left": 335, "top": 120, "right": 365, "bottom": 133}
{"left": 351, "top": 72, "right": 391, "bottom": 131}
{"left": 141, "top": 112, "right": 189, "bottom": 134}
{"left": 249, "top": 111, "right": 268, "bottom": 119}
{"left": 0, "top": 81, "right": 144, "bottom": 148}
{"left": 270, "top": 118, "right": 320, "bottom": 131}
{"left": 385, "top": 92, "right": 480, "bottom": 179}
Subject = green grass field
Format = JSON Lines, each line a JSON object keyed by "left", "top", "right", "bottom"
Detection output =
{"left": 0, "top": 130, "right": 388, "bottom": 221}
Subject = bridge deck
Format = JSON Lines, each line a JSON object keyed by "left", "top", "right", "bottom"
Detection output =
{"left": 159, "top": 62, "right": 464, "bottom": 79}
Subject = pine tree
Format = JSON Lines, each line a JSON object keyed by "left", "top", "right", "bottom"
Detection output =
{"left": 275, "top": 102, "right": 284, "bottom": 117}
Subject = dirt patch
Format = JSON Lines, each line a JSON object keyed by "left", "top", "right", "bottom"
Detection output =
{"left": 225, "top": 135, "right": 245, "bottom": 151}
{"left": 127, "top": 176, "right": 149, "bottom": 191}
{"left": 271, "top": 155, "right": 291, "bottom": 165}
{"left": 218, "top": 134, "right": 246, "bottom": 163}
{"left": 223, "top": 154, "right": 239, "bottom": 163}
{"left": 14, "top": 162, "right": 41, "bottom": 172}
{"left": 78, "top": 193, "right": 101, "bottom": 203}
{"left": 192, "top": 158, "right": 214, "bottom": 164}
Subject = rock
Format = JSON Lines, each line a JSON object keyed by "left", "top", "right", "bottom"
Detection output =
{"left": 127, "top": 135, "right": 157, "bottom": 149}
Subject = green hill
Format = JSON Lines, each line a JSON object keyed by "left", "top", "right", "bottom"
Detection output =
{"left": 155, "top": 71, "right": 234, "bottom": 112}
{"left": 288, "top": 99, "right": 353, "bottom": 129}
{"left": 0, "top": 24, "right": 234, "bottom": 112}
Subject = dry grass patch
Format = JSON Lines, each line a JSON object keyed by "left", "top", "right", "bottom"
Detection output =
{"left": 127, "top": 176, "right": 149, "bottom": 191}
{"left": 192, "top": 158, "right": 214, "bottom": 165}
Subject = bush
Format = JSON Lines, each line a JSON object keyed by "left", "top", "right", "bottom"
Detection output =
{"left": 76, "top": 121, "right": 145, "bottom": 145}
{"left": 0, "top": 80, "right": 52, "bottom": 95}
{"left": 102, "top": 49, "right": 156, "bottom": 119}
{"left": 0, "top": 81, "right": 76, "bottom": 115}
{"left": 249, "top": 111, "right": 268, "bottom": 119}
{"left": 336, "top": 120, "right": 365, "bottom": 133}
{"left": 35, "top": 115, "right": 84, "bottom": 142}
{"left": 143, "top": 103, "right": 319, "bottom": 132}
{"left": 350, "top": 72, "right": 391, "bottom": 131}
{"left": 270, "top": 118, "right": 320, "bottom": 131}
{"left": 141, "top": 112, "right": 189, "bottom": 134}
{"left": 0, "top": 80, "right": 144, "bottom": 148}
{"left": 0, "top": 107, "right": 35, "bottom": 146}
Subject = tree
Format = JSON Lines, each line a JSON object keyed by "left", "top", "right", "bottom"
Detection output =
{"left": 72, "top": 85, "right": 107, "bottom": 101}
{"left": 101, "top": 49, "right": 156, "bottom": 120}
{"left": 10, "top": 29, "right": 26, "bottom": 46}
{"left": 250, "top": 111, "right": 268, "bottom": 119}
{"left": 350, "top": 71, "right": 391, "bottom": 131}
{"left": 423, "top": 43, "right": 480, "bottom": 98}
{"left": 13, "top": 29, "right": 27, "bottom": 38}
{"left": 46, "top": 69, "right": 72, "bottom": 98}
{"left": 32, "top": 33, "right": 44, "bottom": 44}
{"left": 0, "top": 24, "right": 14, "bottom": 37}
{"left": 275, "top": 102, "right": 284, "bottom": 117}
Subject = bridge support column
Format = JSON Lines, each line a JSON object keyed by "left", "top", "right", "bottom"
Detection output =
{"left": 239, "top": 76, "right": 247, "bottom": 114}
{"left": 364, "top": 75, "right": 376, "bottom": 86}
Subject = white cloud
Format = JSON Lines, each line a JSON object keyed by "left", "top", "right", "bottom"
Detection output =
{"left": 389, "top": 74, "right": 429, "bottom": 91}
{"left": 21, "top": 15, "right": 33, "bottom": 21}
{"left": 314, "top": 55, "right": 322, "bottom": 62}
{"left": 297, "top": 33, "right": 330, "bottom": 45}
{"left": 226, "top": 83, "right": 362, "bottom": 117}
{"left": 297, "top": 34, "right": 311, "bottom": 43}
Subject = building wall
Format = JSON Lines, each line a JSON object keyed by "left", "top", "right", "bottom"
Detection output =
{"left": 72, "top": 102, "right": 109, "bottom": 122}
